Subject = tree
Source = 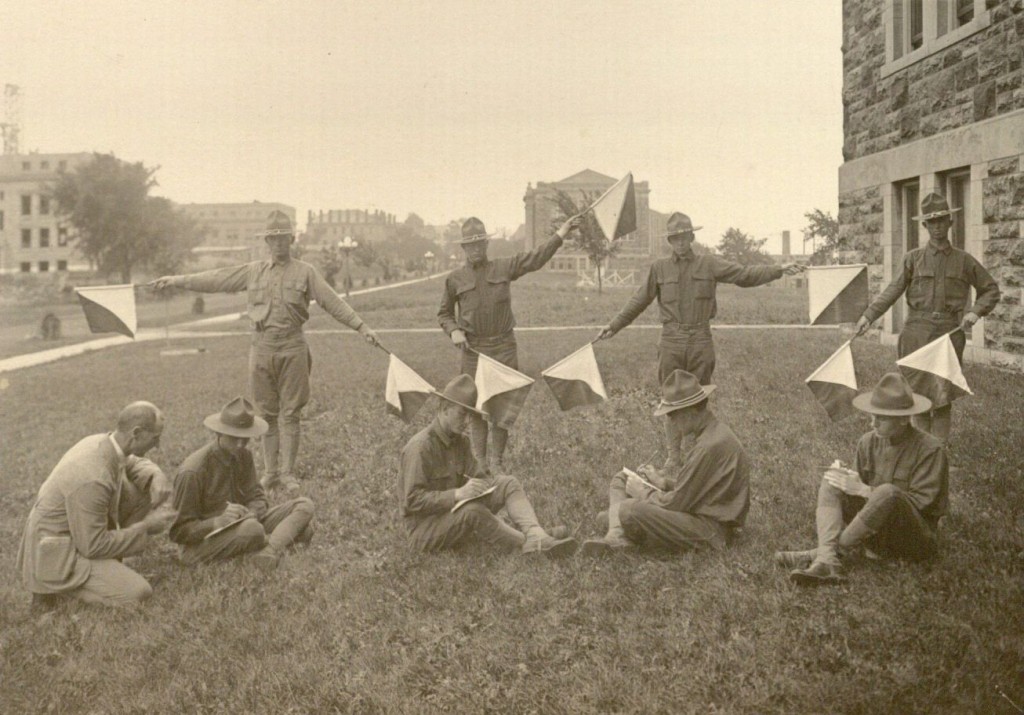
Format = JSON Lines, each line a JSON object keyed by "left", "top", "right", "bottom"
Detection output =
{"left": 145, "top": 197, "right": 203, "bottom": 279}
{"left": 50, "top": 152, "right": 201, "bottom": 282}
{"left": 716, "top": 227, "right": 772, "bottom": 265}
{"left": 547, "top": 189, "right": 619, "bottom": 294}
{"left": 802, "top": 209, "right": 842, "bottom": 265}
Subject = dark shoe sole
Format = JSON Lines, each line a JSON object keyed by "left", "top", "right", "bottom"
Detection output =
{"left": 789, "top": 568, "right": 845, "bottom": 586}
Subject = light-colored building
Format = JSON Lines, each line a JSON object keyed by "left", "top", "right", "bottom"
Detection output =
{"left": 839, "top": 0, "right": 1024, "bottom": 370}
{"left": 303, "top": 208, "right": 398, "bottom": 246}
{"left": 0, "top": 152, "right": 91, "bottom": 274}
{"left": 179, "top": 201, "right": 295, "bottom": 263}
{"left": 523, "top": 169, "right": 658, "bottom": 273}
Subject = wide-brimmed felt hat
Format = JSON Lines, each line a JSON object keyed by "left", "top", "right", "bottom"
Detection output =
{"left": 852, "top": 372, "right": 932, "bottom": 416}
{"left": 459, "top": 217, "right": 495, "bottom": 245}
{"left": 204, "top": 396, "right": 269, "bottom": 438}
{"left": 913, "top": 193, "right": 961, "bottom": 222}
{"left": 259, "top": 210, "right": 295, "bottom": 238}
{"left": 662, "top": 212, "right": 703, "bottom": 239}
{"left": 653, "top": 369, "right": 716, "bottom": 417}
{"left": 437, "top": 374, "right": 485, "bottom": 416}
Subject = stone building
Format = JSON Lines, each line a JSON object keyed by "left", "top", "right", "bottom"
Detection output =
{"left": 304, "top": 208, "right": 398, "bottom": 246}
{"left": 839, "top": 0, "right": 1024, "bottom": 369}
{"left": 523, "top": 170, "right": 661, "bottom": 273}
{"left": 0, "top": 152, "right": 91, "bottom": 274}
{"left": 178, "top": 201, "right": 295, "bottom": 264}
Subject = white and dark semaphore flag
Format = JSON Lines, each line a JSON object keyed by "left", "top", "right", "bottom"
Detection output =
{"left": 541, "top": 343, "right": 608, "bottom": 411}
{"left": 475, "top": 353, "right": 534, "bottom": 429}
{"left": 588, "top": 173, "right": 637, "bottom": 242}
{"left": 805, "top": 340, "right": 858, "bottom": 421}
{"left": 896, "top": 332, "right": 973, "bottom": 406}
{"left": 807, "top": 264, "right": 868, "bottom": 326}
{"left": 385, "top": 354, "right": 436, "bottom": 423}
{"left": 75, "top": 284, "right": 138, "bottom": 338}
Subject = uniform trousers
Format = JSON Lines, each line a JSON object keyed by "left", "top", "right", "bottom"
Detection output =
{"left": 608, "top": 471, "right": 729, "bottom": 552}
{"left": 250, "top": 331, "right": 312, "bottom": 481}
{"left": 815, "top": 480, "right": 938, "bottom": 564}
{"left": 404, "top": 475, "right": 541, "bottom": 552}
{"left": 180, "top": 497, "right": 315, "bottom": 565}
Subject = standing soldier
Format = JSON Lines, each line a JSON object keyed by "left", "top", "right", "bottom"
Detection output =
{"left": 439, "top": 215, "right": 580, "bottom": 471}
{"left": 596, "top": 211, "right": 805, "bottom": 469}
{"left": 151, "top": 210, "right": 380, "bottom": 493}
{"left": 855, "top": 192, "right": 1000, "bottom": 446}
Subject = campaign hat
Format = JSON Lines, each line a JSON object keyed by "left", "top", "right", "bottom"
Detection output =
{"left": 203, "top": 396, "right": 269, "bottom": 438}
{"left": 653, "top": 369, "right": 716, "bottom": 417}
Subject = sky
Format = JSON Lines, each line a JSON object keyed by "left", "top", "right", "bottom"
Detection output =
{"left": 3, "top": 1, "right": 843, "bottom": 254}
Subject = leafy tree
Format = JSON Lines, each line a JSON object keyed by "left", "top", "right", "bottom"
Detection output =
{"left": 548, "top": 189, "right": 619, "bottom": 294}
{"left": 50, "top": 152, "right": 201, "bottom": 282}
{"left": 404, "top": 213, "right": 425, "bottom": 231}
{"left": 716, "top": 227, "right": 772, "bottom": 265}
{"left": 802, "top": 209, "right": 842, "bottom": 265}
{"left": 145, "top": 197, "right": 203, "bottom": 279}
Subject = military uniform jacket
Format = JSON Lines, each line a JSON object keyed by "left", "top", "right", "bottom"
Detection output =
{"left": 863, "top": 242, "right": 999, "bottom": 323}
{"left": 438, "top": 235, "right": 564, "bottom": 339}
{"left": 182, "top": 258, "right": 366, "bottom": 332}
{"left": 610, "top": 252, "right": 783, "bottom": 332}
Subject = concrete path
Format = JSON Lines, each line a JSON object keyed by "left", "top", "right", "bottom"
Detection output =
{"left": 0, "top": 272, "right": 447, "bottom": 374}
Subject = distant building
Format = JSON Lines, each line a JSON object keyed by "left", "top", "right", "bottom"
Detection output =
{"left": 179, "top": 201, "right": 295, "bottom": 263}
{"left": 0, "top": 152, "right": 91, "bottom": 274}
{"left": 839, "top": 0, "right": 1024, "bottom": 370}
{"left": 523, "top": 169, "right": 657, "bottom": 273}
{"left": 304, "top": 208, "right": 398, "bottom": 246}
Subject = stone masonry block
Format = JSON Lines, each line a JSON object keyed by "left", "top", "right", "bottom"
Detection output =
{"left": 988, "top": 156, "right": 1020, "bottom": 176}
{"left": 974, "top": 81, "right": 997, "bottom": 120}
{"left": 954, "top": 54, "right": 979, "bottom": 91}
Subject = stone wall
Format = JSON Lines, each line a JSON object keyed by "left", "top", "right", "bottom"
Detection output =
{"left": 983, "top": 153, "right": 1024, "bottom": 359}
{"left": 837, "top": 186, "right": 885, "bottom": 264}
{"left": 842, "top": 0, "right": 1024, "bottom": 162}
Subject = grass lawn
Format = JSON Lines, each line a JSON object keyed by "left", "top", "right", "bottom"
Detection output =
{"left": 0, "top": 276, "right": 1021, "bottom": 714}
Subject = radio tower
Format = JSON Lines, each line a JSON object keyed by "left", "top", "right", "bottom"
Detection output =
{"left": 2, "top": 84, "right": 23, "bottom": 155}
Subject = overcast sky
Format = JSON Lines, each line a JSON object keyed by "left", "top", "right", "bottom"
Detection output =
{"left": 4, "top": 1, "right": 842, "bottom": 254}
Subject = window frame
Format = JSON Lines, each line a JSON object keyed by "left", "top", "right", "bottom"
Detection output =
{"left": 883, "top": 0, "right": 991, "bottom": 78}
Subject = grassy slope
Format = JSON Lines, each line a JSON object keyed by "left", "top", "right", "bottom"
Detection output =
{"left": 0, "top": 275, "right": 1021, "bottom": 714}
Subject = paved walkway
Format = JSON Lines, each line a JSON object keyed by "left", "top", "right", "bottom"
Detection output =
{"left": 0, "top": 273, "right": 447, "bottom": 374}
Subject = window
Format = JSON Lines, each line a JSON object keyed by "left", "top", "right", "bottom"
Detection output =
{"left": 40, "top": 161, "right": 50, "bottom": 170}
{"left": 39, "top": 196, "right": 50, "bottom": 215}
{"left": 886, "top": 0, "right": 990, "bottom": 76}
{"left": 58, "top": 226, "right": 68, "bottom": 246}
{"left": 955, "top": 0, "right": 973, "bottom": 27}
{"left": 21, "top": 195, "right": 31, "bottom": 215}
{"left": 20, "top": 262, "right": 31, "bottom": 273}
{"left": 21, "top": 228, "right": 31, "bottom": 248}
{"left": 21, "top": 161, "right": 30, "bottom": 171}
{"left": 57, "top": 260, "right": 68, "bottom": 271}
{"left": 900, "top": 182, "right": 920, "bottom": 252}
{"left": 941, "top": 169, "right": 971, "bottom": 251}
{"left": 38, "top": 261, "right": 49, "bottom": 272}
{"left": 39, "top": 228, "right": 50, "bottom": 248}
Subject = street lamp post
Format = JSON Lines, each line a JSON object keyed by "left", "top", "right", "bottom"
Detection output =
{"left": 338, "top": 235, "right": 358, "bottom": 297}
{"left": 424, "top": 250, "right": 434, "bottom": 276}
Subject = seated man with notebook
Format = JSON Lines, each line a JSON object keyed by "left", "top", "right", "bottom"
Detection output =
{"left": 170, "top": 397, "right": 315, "bottom": 571}
{"left": 582, "top": 370, "right": 750, "bottom": 555}
{"left": 777, "top": 372, "right": 948, "bottom": 586}
{"left": 399, "top": 374, "right": 577, "bottom": 557}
